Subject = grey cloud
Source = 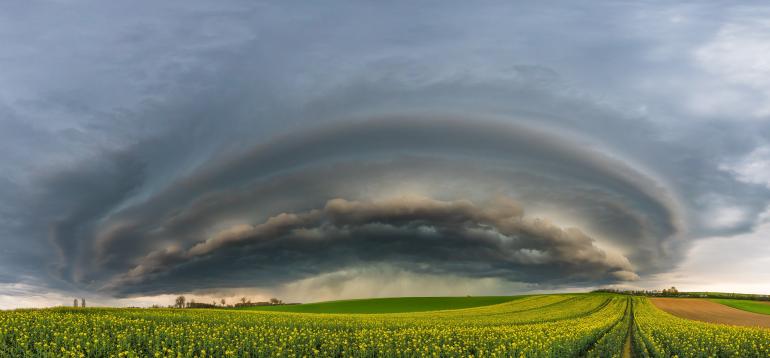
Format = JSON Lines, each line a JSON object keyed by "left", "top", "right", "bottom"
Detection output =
{"left": 41, "top": 152, "right": 146, "bottom": 282}
{"left": 105, "top": 196, "right": 635, "bottom": 296}
{"left": 2, "top": 1, "right": 770, "bottom": 303}
{"left": 61, "top": 118, "right": 681, "bottom": 294}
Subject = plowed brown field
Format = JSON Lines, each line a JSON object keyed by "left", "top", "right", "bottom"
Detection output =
{"left": 651, "top": 298, "right": 770, "bottom": 329}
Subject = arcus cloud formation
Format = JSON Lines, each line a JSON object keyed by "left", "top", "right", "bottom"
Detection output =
{"left": 105, "top": 196, "right": 637, "bottom": 296}
{"left": 37, "top": 117, "right": 681, "bottom": 296}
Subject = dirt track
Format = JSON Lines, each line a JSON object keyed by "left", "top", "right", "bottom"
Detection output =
{"left": 651, "top": 298, "right": 770, "bottom": 329}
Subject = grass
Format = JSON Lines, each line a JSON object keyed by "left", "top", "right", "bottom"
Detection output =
{"left": 234, "top": 296, "right": 525, "bottom": 314}
{"left": 712, "top": 298, "right": 770, "bottom": 315}
{"left": 679, "top": 291, "right": 770, "bottom": 301}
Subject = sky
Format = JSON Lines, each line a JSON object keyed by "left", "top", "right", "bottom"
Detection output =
{"left": 1, "top": 1, "right": 770, "bottom": 309}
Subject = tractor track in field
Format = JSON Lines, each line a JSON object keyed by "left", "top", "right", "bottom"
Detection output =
{"left": 578, "top": 297, "right": 631, "bottom": 358}
{"left": 622, "top": 299, "right": 634, "bottom": 358}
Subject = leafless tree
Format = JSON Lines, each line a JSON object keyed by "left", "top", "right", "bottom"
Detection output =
{"left": 221, "top": 298, "right": 226, "bottom": 306}
{"left": 73, "top": 299, "right": 78, "bottom": 308}
{"left": 81, "top": 298, "right": 86, "bottom": 308}
{"left": 175, "top": 295, "right": 186, "bottom": 309}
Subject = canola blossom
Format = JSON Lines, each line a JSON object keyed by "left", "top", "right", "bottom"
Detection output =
{"left": 633, "top": 297, "right": 770, "bottom": 357}
{"left": 1, "top": 294, "right": 769, "bottom": 357}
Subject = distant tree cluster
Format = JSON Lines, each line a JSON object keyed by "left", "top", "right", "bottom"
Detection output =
{"left": 169, "top": 296, "right": 296, "bottom": 309}
{"left": 186, "top": 301, "right": 219, "bottom": 309}
{"left": 661, "top": 286, "right": 678, "bottom": 295}
{"left": 592, "top": 287, "right": 770, "bottom": 301}
{"left": 234, "top": 297, "right": 290, "bottom": 308}
{"left": 593, "top": 287, "right": 684, "bottom": 297}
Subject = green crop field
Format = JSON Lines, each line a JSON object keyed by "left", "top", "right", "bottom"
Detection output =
{"left": 712, "top": 298, "right": 770, "bottom": 315}
{"left": 234, "top": 296, "right": 525, "bottom": 313}
{"left": 2, "top": 294, "right": 770, "bottom": 357}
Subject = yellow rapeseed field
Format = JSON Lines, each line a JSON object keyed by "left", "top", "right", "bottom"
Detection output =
{"left": 633, "top": 297, "right": 770, "bottom": 357}
{"left": 1, "top": 294, "right": 769, "bottom": 357}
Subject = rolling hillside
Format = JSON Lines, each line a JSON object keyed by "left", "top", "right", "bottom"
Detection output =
{"left": 234, "top": 296, "right": 525, "bottom": 313}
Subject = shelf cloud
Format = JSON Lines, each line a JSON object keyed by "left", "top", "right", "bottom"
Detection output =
{"left": 38, "top": 118, "right": 681, "bottom": 296}
{"left": 2, "top": 1, "right": 770, "bottom": 305}
{"left": 104, "top": 196, "right": 638, "bottom": 296}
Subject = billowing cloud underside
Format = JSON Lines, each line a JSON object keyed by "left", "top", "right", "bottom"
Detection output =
{"left": 44, "top": 118, "right": 680, "bottom": 296}
{"left": 105, "top": 196, "right": 637, "bottom": 295}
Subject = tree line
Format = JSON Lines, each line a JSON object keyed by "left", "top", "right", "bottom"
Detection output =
{"left": 169, "top": 296, "right": 296, "bottom": 309}
{"left": 593, "top": 287, "right": 770, "bottom": 301}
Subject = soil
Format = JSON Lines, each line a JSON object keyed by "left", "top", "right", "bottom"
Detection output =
{"left": 651, "top": 298, "right": 770, "bottom": 329}
{"left": 621, "top": 331, "right": 632, "bottom": 358}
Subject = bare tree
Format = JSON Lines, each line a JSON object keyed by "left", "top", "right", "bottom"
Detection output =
{"left": 81, "top": 298, "right": 86, "bottom": 308}
{"left": 220, "top": 298, "right": 226, "bottom": 306}
{"left": 175, "top": 295, "right": 186, "bottom": 309}
{"left": 73, "top": 299, "right": 78, "bottom": 308}
{"left": 240, "top": 297, "right": 247, "bottom": 304}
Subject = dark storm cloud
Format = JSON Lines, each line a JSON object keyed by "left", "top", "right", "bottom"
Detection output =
{"left": 104, "top": 196, "right": 636, "bottom": 296}
{"left": 2, "top": 1, "right": 770, "bottom": 303}
{"left": 50, "top": 117, "right": 681, "bottom": 295}
{"left": 41, "top": 153, "right": 145, "bottom": 280}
